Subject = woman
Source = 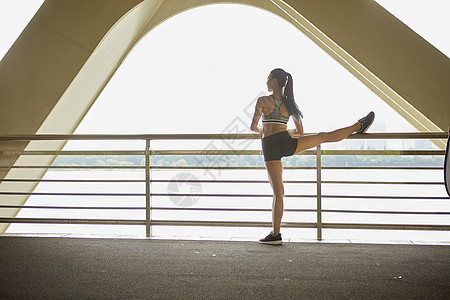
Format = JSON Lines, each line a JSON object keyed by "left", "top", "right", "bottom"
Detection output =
{"left": 250, "top": 68, "right": 374, "bottom": 245}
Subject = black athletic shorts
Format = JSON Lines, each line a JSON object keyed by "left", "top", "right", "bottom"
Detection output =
{"left": 261, "top": 131, "right": 298, "bottom": 161}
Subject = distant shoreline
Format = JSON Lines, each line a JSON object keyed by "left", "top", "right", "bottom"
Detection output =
{"left": 52, "top": 154, "right": 444, "bottom": 168}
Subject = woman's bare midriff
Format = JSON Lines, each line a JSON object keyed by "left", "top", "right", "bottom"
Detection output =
{"left": 262, "top": 123, "right": 288, "bottom": 139}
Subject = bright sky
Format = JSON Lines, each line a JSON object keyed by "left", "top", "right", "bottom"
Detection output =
{"left": 1, "top": 1, "right": 449, "bottom": 139}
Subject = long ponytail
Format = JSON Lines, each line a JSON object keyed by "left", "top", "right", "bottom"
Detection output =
{"left": 283, "top": 72, "right": 303, "bottom": 123}
{"left": 270, "top": 68, "right": 303, "bottom": 123}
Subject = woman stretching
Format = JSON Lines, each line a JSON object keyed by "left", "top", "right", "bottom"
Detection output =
{"left": 250, "top": 68, "right": 374, "bottom": 245}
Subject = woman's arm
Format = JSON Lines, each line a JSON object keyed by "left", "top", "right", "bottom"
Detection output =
{"left": 250, "top": 97, "right": 264, "bottom": 135}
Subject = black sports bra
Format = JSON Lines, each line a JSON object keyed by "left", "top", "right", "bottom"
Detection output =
{"left": 262, "top": 95, "right": 289, "bottom": 125}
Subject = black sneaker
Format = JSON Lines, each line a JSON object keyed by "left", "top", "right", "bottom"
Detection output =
{"left": 259, "top": 232, "right": 283, "bottom": 245}
{"left": 356, "top": 111, "right": 375, "bottom": 133}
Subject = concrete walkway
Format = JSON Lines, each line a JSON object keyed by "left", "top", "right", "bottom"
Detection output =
{"left": 0, "top": 236, "right": 449, "bottom": 299}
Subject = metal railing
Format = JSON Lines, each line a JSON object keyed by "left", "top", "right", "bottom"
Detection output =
{"left": 0, "top": 132, "right": 448, "bottom": 240}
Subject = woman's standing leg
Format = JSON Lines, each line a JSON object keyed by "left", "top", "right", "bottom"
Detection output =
{"left": 265, "top": 160, "right": 284, "bottom": 234}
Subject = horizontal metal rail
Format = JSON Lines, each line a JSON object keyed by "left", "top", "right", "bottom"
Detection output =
{"left": 321, "top": 150, "right": 445, "bottom": 155}
{"left": 1, "top": 166, "right": 444, "bottom": 170}
{"left": 0, "top": 205, "right": 147, "bottom": 210}
{"left": 1, "top": 179, "right": 147, "bottom": 183}
{"left": 1, "top": 166, "right": 145, "bottom": 169}
{"left": 1, "top": 191, "right": 448, "bottom": 200}
{"left": 1, "top": 149, "right": 445, "bottom": 156}
{"left": 0, "top": 178, "right": 445, "bottom": 185}
{"left": 0, "top": 218, "right": 145, "bottom": 225}
{"left": 0, "top": 132, "right": 447, "bottom": 140}
{"left": 1, "top": 205, "right": 448, "bottom": 215}
{"left": 322, "top": 209, "right": 450, "bottom": 215}
{"left": 0, "top": 192, "right": 145, "bottom": 196}
{"left": 0, "top": 206, "right": 314, "bottom": 213}
{"left": 0, "top": 218, "right": 448, "bottom": 231}
{"left": 0, "top": 150, "right": 146, "bottom": 156}
{"left": 321, "top": 195, "right": 448, "bottom": 200}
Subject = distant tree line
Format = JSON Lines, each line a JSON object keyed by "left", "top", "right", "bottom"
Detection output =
{"left": 52, "top": 154, "right": 444, "bottom": 168}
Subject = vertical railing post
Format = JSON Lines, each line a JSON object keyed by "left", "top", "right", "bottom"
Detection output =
{"left": 316, "top": 144, "right": 322, "bottom": 241}
{"left": 145, "top": 139, "right": 152, "bottom": 237}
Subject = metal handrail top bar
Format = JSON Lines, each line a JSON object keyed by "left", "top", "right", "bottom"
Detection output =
{"left": 1, "top": 150, "right": 444, "bottom": 156}
{"left": 2, "top": 166, "right": 444, "bottom": 170}
{"left": 0, "top": 132, "right": 447, "bottom": 141}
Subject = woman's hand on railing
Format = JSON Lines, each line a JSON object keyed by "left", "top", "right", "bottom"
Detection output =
{"left": 288, "top": 129, "right": 303, "bottom": 137}
{"left": 250, "top": 126, "right": 264, "bottom": 138}
{"left": 258, "top": 127, "right": 263, "bottom": 138}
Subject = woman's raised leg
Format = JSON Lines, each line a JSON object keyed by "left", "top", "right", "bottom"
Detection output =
{"left": 293, "top": 122, "right": 361, "bottom": 155}
{"left": 264, "top": 160, "right": 284, "bottom": 234}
